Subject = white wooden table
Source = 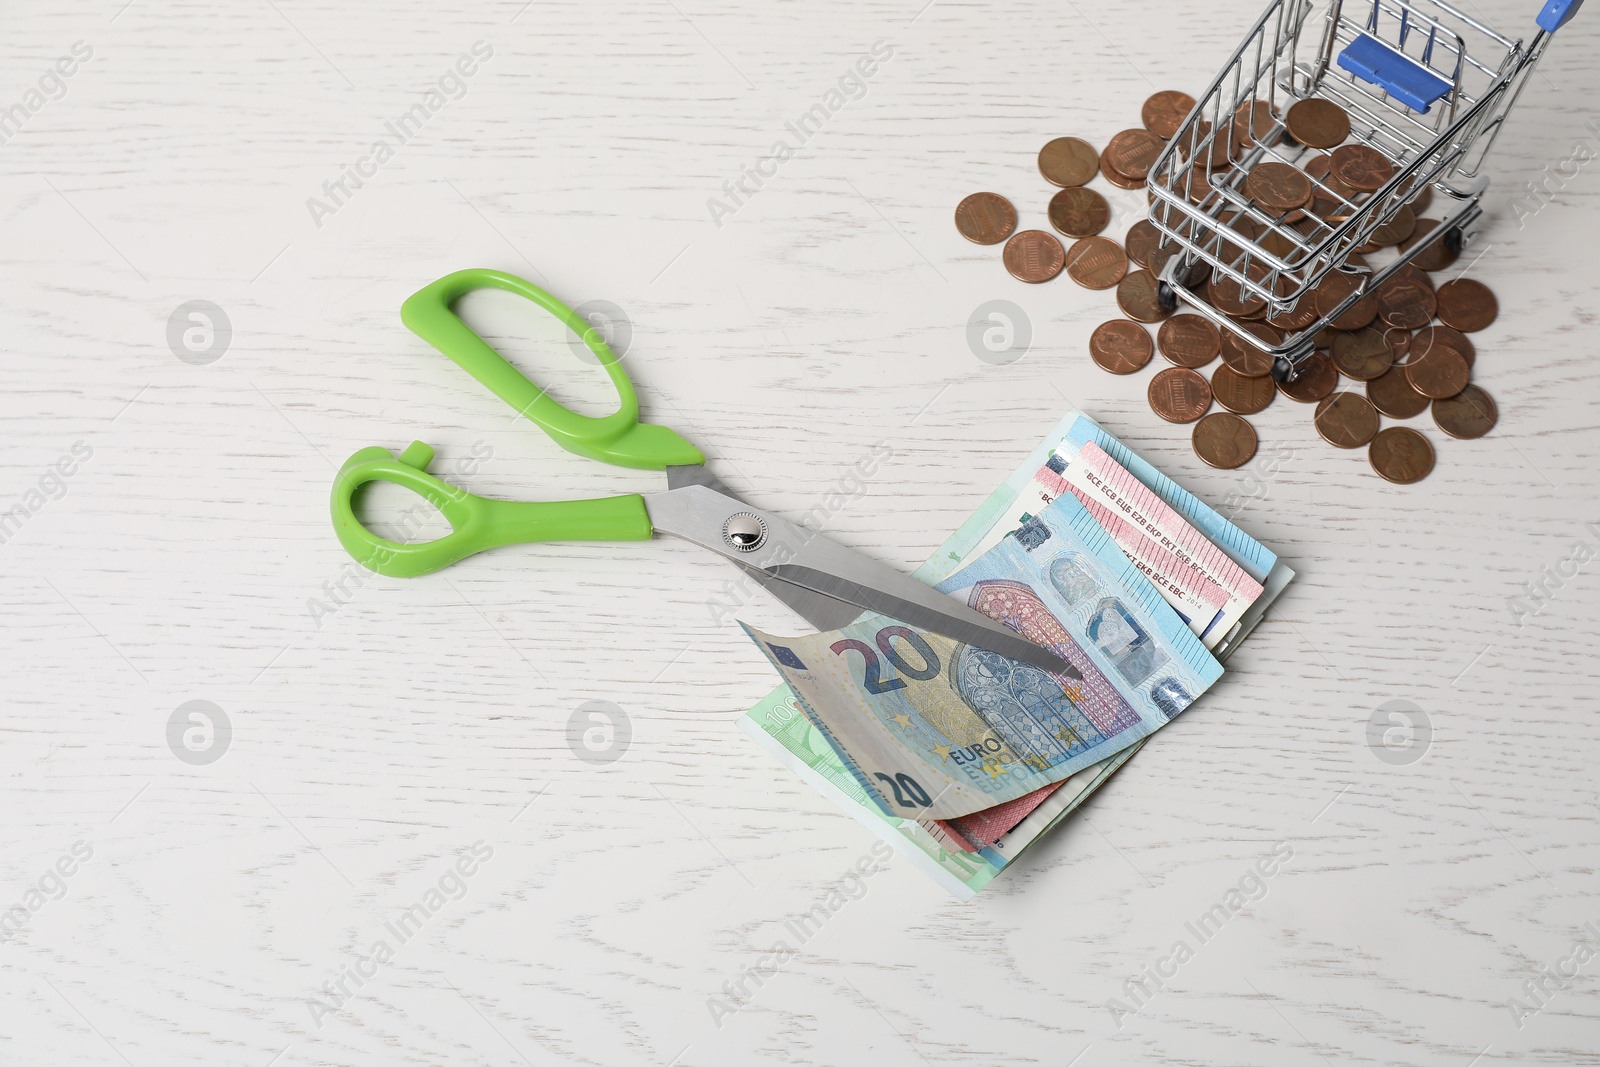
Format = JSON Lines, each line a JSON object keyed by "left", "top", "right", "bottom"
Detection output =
{"left": 4, "top": 1, "right": 1599, "bottom": 1064}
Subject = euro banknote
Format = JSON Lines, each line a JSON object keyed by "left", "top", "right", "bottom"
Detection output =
{"left": 902, "top": 412, "right": 1290, "bottom": 848}
{"left": 744, "top": 487, "right": 1222, "bottom": 821}
{"left": 1060, "top": 442, "right": 1264, "bottom": 645}
{"left": 937, "top": 411, "right": 1278, "bottom": 590}
{"left": 739, "top": 683, "right": 1140, "bottom": 899}
{"left": 960, "top": 446, "right": 1266, "bottom": 648}
{"left": 740, "top": 409, "right": 1291, "bottom": 894}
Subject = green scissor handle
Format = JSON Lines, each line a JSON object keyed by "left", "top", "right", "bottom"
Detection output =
{"left": 330, "top": 267, "right": 703, "bottom": 577}
{"left": 400, "top": 268, "right": 704, "bottom": 470}
{"left": 331, "top": 441, "right": 654, "bottom": 578}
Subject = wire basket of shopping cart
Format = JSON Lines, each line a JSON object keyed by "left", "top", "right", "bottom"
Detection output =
{"left": 1145, "top": 0, "right": 1584, "bottom": 379}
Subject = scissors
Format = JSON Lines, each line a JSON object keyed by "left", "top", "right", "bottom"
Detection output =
{"left": 329, "top": 268, "right": 1075, "bottom": 677}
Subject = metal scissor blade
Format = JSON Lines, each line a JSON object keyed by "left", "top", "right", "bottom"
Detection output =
{"left": 664, "top": 464, "right": 736, "bottom": 494}
{"left": 645, "top": 478, "right": 1078, "bottom": 678}
{"left": 729, "top": 560, "right": 867, "bottom": 631}
{"left": 766, "top": 564, "right": 1079, "bottom": 679}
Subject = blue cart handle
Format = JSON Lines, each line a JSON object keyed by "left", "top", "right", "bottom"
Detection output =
{"left": 1537, "top": 0, "right": 1583, "bottom": 32}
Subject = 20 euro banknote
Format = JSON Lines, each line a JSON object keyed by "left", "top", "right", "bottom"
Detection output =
{"left": 744, "top": 488, "right": 1222, "bottom": 821}
{"left": 739, "top": 683, "right": 1141, "bottom": 898}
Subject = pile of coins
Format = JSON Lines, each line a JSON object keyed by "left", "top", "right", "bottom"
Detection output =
{"left": 954, "top": 91, "right": 1500, "bottom": 484}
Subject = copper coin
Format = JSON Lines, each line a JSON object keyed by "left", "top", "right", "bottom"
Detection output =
{"left": 1270, "top": 213, "right": 1319, "bottom": 249}
{"left": 1148, "top": 367, "right": 1213, "bottom": 423}
{"left": 1330, "top": 144, "right": 1395, "bottom": 191}
{"left": 1401, "top": 218, "right": 1459, "bottom": 272}
{"left": 1331, "top": 326, "right": 1395, "bottom": 380}
{"left": 1435, "top": 278, "right": 1499, "bottom": 332}
{"left": 1432, "top": 384, "right": 1498, "bottom": 439}
{"left": 1220, "top": 321, "right": 1279, "bottom": 378}
{"left": 1404, "top": 343, "right": 1469, "bottom": 399}
{"left": 1149, "top": 196, "right": 1180, "bottom": 227}
{"left": 1217, "top": 213, "right": 1265, "bottom": 263}
{"left": 1313, "top": 172, "right": 1361, "bottom": 220}
{"left": 954, "top": 192, "right": 1018, "bottom": 245}
{"left": 1266, "top": 295, "right": 1320, "bottom": 332}
{"left": 1314, "top": 391, "right": 1380, "bottom": 448}
{"left": 1238, "top": 290, "right": 1278, "bottom": 321}
{"left": 1290, "top": 209, "right": 1326, "bottom": 238}
{"left": 1125, "top": 220, "right": 1163, "bottom": 268}
{"left": 1174, "top": 164, "right": 1214, "bottom": 204}
{"left": 1038, "top": 137, "right": 1100, "bottom": 188}
{"left": 1089, "top": 319, "right": 1153, "bottom": 374}
{"left": 1312, "top": 271, "right": 1378, "bottom": 330}
{"left": 1259, "top": 227, "right": 1297, "bottom": 258}
{"left": 1374, "top": 264, "right": 1436, "bottom": 329}
{"left": 1411, "top": 184, "right": 1434, "bottom": 215}
{"left": 1366, "top": 363, "right": 1431, "bottom": 419}
{"left": 1325, "top": 166, "right": 1363, "bottom": 197}
{"left": 1003, "top": 230, "right": 1066, "bottom": 283}
{"left": 1370, "top": 205, "right": 1418, "bottom": 247}
{"left": 1048, "top": 186, "right": 1112, "bottom": 238}
{"left": 1284, "top": 98, "right": 1350, "bottom": 149}
{"left": 1206, "top": 272, "right": 1268, "bottom": 318}
{"left": 1385, "top": 325, "right": 1412, "bottom": 365}
{"left": 1142, "top": 90, "right": 1196, "bottom": 139}
{"left": 1303, "top": 154, "right": 1332, "bottom": 181}
{"left": 1412, "top": 324, "right": 1475, "bottom": 370}
{"left": 1278, "top": 351, "right": 1338, "bottom": 402}
{"left": 1369, "top": 426, "right": 1434, "bottom": 484}
{"left": 1245, "top": 162, "right": 1313, "bottom": 211}
{"left": 1192, "top": 131, "right": 1235, "bottom": 171}
{"left": 1104, "top": 129, "right": 1166, "bottom": 182}
{"left": 1117, "top": 268, "right": 1175, "bottom": 323}
{"left": 1100, "top": 156, "right": 1145, "bottom": 189}
{"left": 1211, "top": 362, "right": 1276, "bottom": 415}
{"left": 1171, "top": 120, "right": 1205, "bottom": 159}
{"left": 1232, "top": 98, "right": 1278, "bottom": 147}
{"left": 1157, "top": 314, "right": 1222, "bottom": 368}
{"left": 1192, "top": 411, "right": 1258, "bottom": 469}
{"left": 1064, "top": 236, "right": 1127, "bottom": 290}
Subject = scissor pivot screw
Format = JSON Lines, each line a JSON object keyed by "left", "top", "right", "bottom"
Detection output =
{"left": 723, "top": 513, "right": 766, "bottom": 552}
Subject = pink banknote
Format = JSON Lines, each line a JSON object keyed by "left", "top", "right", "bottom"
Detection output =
{"left": 1057, "top": 442, "right": 1263, "bottom": 644}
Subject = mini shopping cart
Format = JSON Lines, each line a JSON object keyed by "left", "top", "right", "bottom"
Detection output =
{"left": 1145, "top": 0, "right": 1584, "bottom": 379}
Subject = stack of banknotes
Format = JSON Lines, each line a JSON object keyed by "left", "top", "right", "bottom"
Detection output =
{"left": 738, "top": 410, "right": 1294, "bottom": 898}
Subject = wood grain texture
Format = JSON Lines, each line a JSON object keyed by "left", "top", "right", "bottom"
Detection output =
{"left": 3, "top": 0, "right": 1599, "bottom": 1064}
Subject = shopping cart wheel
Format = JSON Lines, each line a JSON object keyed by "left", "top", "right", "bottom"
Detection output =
{"left": 1156, "top": 280, "right": 1179, "bottom": 314}
{"left": 1270, "top": 356, "right": 1295, "bottom": 383}
{"left": 1444, "top": 226, "right": 1466, "bottom": 253}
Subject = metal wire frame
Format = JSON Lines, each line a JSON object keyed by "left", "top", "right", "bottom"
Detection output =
{"left": 1144, "top": 0, "right": 1555, "bottom": 372}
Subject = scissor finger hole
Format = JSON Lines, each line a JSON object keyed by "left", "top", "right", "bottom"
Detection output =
{"left": 351, "top": 479, "right": 453, "bottom": 545}
{"left": 456, "top": 288, "right": 625, "bottom": 420}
